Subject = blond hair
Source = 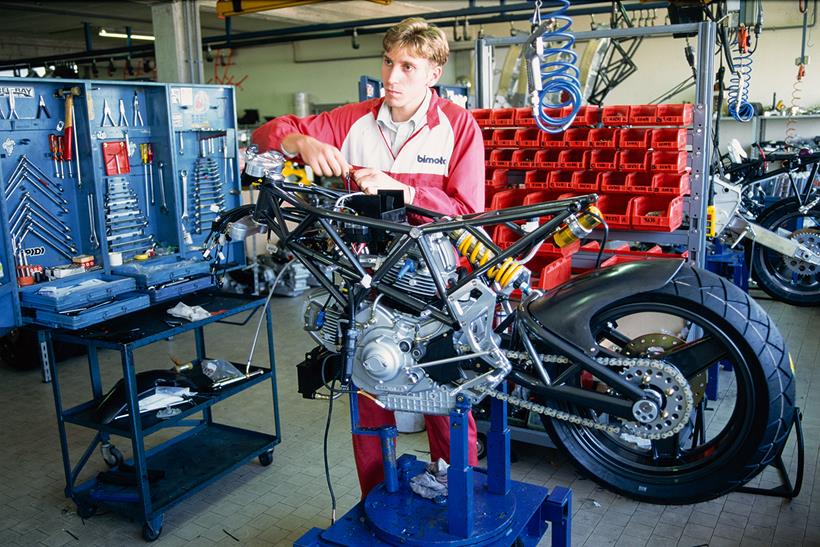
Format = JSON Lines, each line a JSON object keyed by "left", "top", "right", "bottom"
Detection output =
{"left": 383, "top": 18, "right": 449, "bottom": 67}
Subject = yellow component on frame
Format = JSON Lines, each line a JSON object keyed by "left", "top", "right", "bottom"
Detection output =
{"left": 706, "top": 205, "right": 716, "bottom": 237}
{"left": 553, "top": 206, "right": 603, "bottom": 248}
{"left": 449, "top": 229, "right": 530, "bottom": 290}
{"left": 282, "top": 160, "right": 313, "bottom": 184}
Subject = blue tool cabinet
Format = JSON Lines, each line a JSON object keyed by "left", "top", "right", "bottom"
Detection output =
{"left": 42, "top": 290, "right": 281, "bottom": 541}
{"left": 0, "top": 78, "right": 245, "bottom": 333}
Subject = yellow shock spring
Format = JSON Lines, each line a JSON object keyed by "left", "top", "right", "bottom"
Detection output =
{"left": 451, "top": 230, "right": 527, "bottom": 290}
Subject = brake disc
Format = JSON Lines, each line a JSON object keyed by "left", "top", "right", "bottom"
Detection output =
{"left": 785, "top": 228, "right": 820, "bottom": 277}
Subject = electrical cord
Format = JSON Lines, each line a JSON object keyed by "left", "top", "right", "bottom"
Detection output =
{"left": 324, "top": 378, "right": 338, "bottom": 524}
{"left": 244, "top": 258, "right": 297, "bottom": 374}
{"left": 586, "top": 211, "right": 609, "bottom": 269}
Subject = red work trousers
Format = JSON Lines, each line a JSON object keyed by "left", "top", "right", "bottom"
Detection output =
{"left": 352, "top": 393, "right": 478, "bottom": 498}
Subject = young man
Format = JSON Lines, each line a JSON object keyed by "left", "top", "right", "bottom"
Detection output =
{"left": 253, "top": 17, "right": 483, "bottom": 497}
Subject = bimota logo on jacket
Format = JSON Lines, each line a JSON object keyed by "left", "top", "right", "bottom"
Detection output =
{"left": 417, "top": 154, "right": 447, "bottom": 165}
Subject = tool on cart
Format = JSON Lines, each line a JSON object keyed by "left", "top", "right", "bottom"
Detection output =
{"left": 178, "top": 132, "right": 184, "bottom": 155}
{"left": 146, "top": 143, "right": 155, "bottom": 205}
{"left": 117, "top": 98, "right": 129, "bottom": 127}
{"left": 132, "top": 91, "right": 144, "bottom": 126}
{"left": 87, "top": 194, "right": 100, "bottom": 249}
{"left": 36, "top": 94, "right": 51, "bottom": 119}
{"left": 7, "top": 88, "right": 20, "bottom": 120}
{"left": 140, "top": 143, "right": 151, "bottom": 218}
{"left": 56, "top": 86, "right": 81, "bottom": 182}
{"left": 104, "top": 178, "right": 155, "bottom": 257}
{"left": 179, "top": 169, "right": 193, "bottom": 243}
{"left": 101, "top": 98, "right": 115, "bottom": 127}
{"left": 48, "top": 134, "right": 60, "bottom": 178}
{"left": 102, "top": 141, "right": 129, "bottom": 176}
{"left": 157, "top": 160, "right": 169, "bottom": 213}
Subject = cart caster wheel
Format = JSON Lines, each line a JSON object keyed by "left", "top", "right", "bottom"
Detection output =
{"left": 101, "top": 442, "right": 124, "bottom": 468}
{"left": 476, "top": 433, "right": 487, "bottom": 460}
{"left": 142, "top": 519, "right": 163, "bottom": 542}
{"left": 76, "top": 503, "right": 97, "bottom": 519}
{"left": 258, "top": 449, "right": 274, "bottom": 467}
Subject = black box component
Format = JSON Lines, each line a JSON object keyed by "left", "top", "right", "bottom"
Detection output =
{"left": 297, "top": 345, "right": 342, "bottom": 399}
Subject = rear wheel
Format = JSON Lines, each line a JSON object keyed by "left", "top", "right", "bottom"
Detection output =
{"left": 541, "top": 266, "right": 795, "bottom": 503}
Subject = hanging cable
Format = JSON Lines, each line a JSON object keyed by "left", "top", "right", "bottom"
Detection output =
{"left": 727, "top": 25, "right": 754, "bottom": 122}
{"left": 525, "top": 0, "right": 582, "bottom": 133}
{"left": 786, "top": 3, "right": 810, "bottom": 146}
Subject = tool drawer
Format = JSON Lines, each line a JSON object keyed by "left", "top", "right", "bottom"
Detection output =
{"left": 25, "top": 292, "right": 150, "bottom": 329}
{"left": 112, "top": 256, "right": 211, "bottom": 288}
{"left": 19, "top": 272, "right": 136, "bottom": 312}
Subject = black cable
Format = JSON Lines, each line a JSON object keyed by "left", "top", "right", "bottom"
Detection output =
{"left": 323, "top": 378, "right": 337, "bottom": 524}
{"left": 586, "top": 211, "right": 609, "bottom": 269}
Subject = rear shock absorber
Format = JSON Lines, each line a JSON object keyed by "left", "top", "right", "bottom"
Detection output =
{"left": 727, "top": 25, "right": 755, "bottom": 122}
{"left": 449, "top": 229, "right": 533, "bottom": 293}
{"left": 525, "top": 0, "right": 582, "bottom": 133}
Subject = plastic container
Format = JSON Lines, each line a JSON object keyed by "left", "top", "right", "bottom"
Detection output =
{"left": 524, "top": 169, "right": 550, "bottom": 189}
{"left": 588, "top": 128, "right": 619, "bottom": 149}
{"left": 148, "top": 276, "right": 214, "bottom": 303}
{"left": 599, "top": 171, "right": 630, "bottom": 193}
{"left": 471, "top": 108, "right": 493, "bottom": 127}
{"left": 488, "top": 149, "right": 515, "bottom": 168}
{"left": 490, "top": 108, "right": 517, "bottom": 126}
{"left": 19, "top": 273, "right": 137, "bottom": 312}
{"left": 601, "top": 105, "right": 630, "bottom": 126}
{"left": 571, "top": 171, "right": 600, "bottom": 192}
{"left": 596, "top": 194, "right": 634, "bottom": 229}
{"left": 549, "top": 170, "right": 576, "bottom": 190}
{"left": 656, "top": 103, "right": 693, "bottom": 126}
{"left": 486, "top": 167, "right": 508, "bottom": 188}
{"left": 492, "top": 224, "right": 522, "bottom": 249}
{"left": 28, "top": 293, "right": 151, "bottom": 330}
{"left": 490, "top": 188, "right": 529, "bottom": 211}
{"left": 651, "top": 151, "right": 689, "bottom": 173}
{"left": 651, "top": 128, "right": 688, "bottom": 150}
{"left": 493, "top": 128, "right": 518, "bottom": 147}
{"left": 514, "top": 107, "right": 536, "bottom": 126}
{"left": 540, "top": 131, "right": 566, "bottom": 148}
{"left": 631, "top": 195, "right": 685, "bottom": 231}
{"left": 112, "top": 256, "right": 212, "bottom": 288}
{"left": 629, "top": 105, "right": 658, "bottom": 125}
{"left": 619, "top": 128, "right": 652, "bottom": 149}
{"left": 529, "top": 254, "right": 572, "bottom": 290}
{"left": 619, "top": 150, "right": 649, "bottom": 172}
{"left": 570, "top": 105, "right": 601, "bottom": 127}
{"left": 534, "top": 149, "right": 562, "bottom": 169}
{"left": 558, "top": 149, "right": 589, "bottom": 170}
{"left": 652, "top": 173, "right": 690, "bottom": 195}
{"left": 512, "top": 149, "right": 539, "bottom": 169}
{"left": 589, "top": 149, "right": 619, "bottom": 171}
{"left": 515, "top": 128, "right": 541, "bottom": 147}
{"left": 626, "top": 172, "right": 654, "bottom": 194}
{"left": 481, "top": 128, "right": 495, "bottom": 146}
{"left": 564, "top": 128, "right": 591, "bottom": 148}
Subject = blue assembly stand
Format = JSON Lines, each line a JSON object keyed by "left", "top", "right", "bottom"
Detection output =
{"left": 295, "top": 386, "right": 571, "bottom": 546}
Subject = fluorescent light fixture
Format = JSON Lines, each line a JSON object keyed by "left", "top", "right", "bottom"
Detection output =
{"left": 99, "top": 29, "right": 155, "bottom": 41}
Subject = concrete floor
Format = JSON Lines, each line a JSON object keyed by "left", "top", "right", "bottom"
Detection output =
{"left": 0, "top": 290, "right": 817, "bottom": 546}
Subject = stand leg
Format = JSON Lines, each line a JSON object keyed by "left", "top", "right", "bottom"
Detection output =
{"left": 448, "top": 394, "right": 473, "bottom": 538}
{"left": 487, "top": 382, "right": 510, "bottom": 495}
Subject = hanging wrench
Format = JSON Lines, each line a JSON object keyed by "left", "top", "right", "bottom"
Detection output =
{"left": 180, "top": 170, "right": 189, "bottom": 222}
{"left": 157, "top": 161, "right": 169, "bottom": 213}
{"left": 87, "top": 194, "right": 100, "bottom": 249}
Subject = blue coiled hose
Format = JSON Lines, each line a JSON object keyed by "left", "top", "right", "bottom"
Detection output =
{"left": 526, "top": 0, "right": 582, "bottom": 133}
{"left": 727, "top": 34, "right": 755, "bottom": 122}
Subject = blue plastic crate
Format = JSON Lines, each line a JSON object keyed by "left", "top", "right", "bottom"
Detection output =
{"left": 148, "top": 275, "right": 214, "bottom": 303}
{"left": 112, "top": 257, "right": 211, "bottom": 288}
{"left": 28, "top": 292, "right": 151, "bottom": 329}
{"left": 19, "top": 273, "right": 137, "bottom": 312}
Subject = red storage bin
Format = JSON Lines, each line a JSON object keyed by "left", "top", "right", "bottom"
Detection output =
{"left": 589, "top": 149, "right": 619, "bottom": 171}
{"left": 491, "top": 108, "right": 516, "bottom": 126}
{"left": 588, "top": 128, "right": 619, "bottom": 149}
{"left": 571, "top": 105, "right": 601, "bottom": 126}
{"left": 631, "top": 195, "right": 685, "bottom": 231}
{"left": 515, "top": 128, "right": 542, "bottom": 148}
{"left": 471, "top": 108, "right": 493, "bottom": 127}
{"left": 511, "top": 149, "right": 539, "bottom": 169}
{"left": 490, "top": 188, "right": 530, "bottom": 210}
{"left": 524, "top": 169, "right": 550, "bottom": 189}
{"left": 601, "top": 105, "right": 630, "bottom": 126}
{"left": 596, "top": 194, "right": 633, "bottom": 229}
{"left": 652, "top": 173, "right": 690, "bottom": 195}
{"left": 481, "top": 128, "right": 495, "bottom": 147}
{"left": 629, "top": 105, "right": 658, "bottom": 125}
{"left": 492, "top": 224, "right": 520, "bottom": 249}
{"left": 488, "top": 149, "right": 515, "bottom": 168}
{"left": 514, "top": 107, "right": 536, "bottom": 126}
{"left": 619, "top": 128, "right": 652, "bottom": 149}
{"left": 651, "top": 128, "right": 688, "bottom": 150}
{"left": 571, "top": 170, "right": 600, "bottom": 192}
{"left": 626, "top": 172, "right": 654, "bottom": 194}
{"left": 522, "top": 189, "right": 567, "bottom": 205}
{"left": 486, "top": 167, "right": 509, "bottom": 188}
{"left": 493, "top": 128, "right": 518, "bottom": 147}
{"left": 549, "top": 170, "right": 576, "bottom": 190}
{"left": 485, "top": 185, "right": 500, "bottom": 210}
{"left": 619, "top": 150, "right": 649, "bottom": 172}
{"left": 657, "top": 104, "right": 693, "bottom": 126}
{"left": 651, "top": 151, "right": 688, "bottom": 173}
{"left": 530, "top": 254, "right": 572, "bottom": 290}
{"left": 558, "top": 149, "right": 589, "bottom": 169}
{"left": 534, "top": 149, "right": 561, "bottom": 169}
{"left": 599, "top": 171, "right": 630, "bottom": 193}
{"left": 564, "top": 128, "right": 591, "bottom": 148}
{"left": 484, "top": 149, "right": 493, "bottom": 164}
{"left": 540, "top": 131, "right": 566, "bottom": 148}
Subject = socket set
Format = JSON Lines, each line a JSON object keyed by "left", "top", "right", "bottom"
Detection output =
{"left": 0, "top": 78, "right": 245, "bottom": 331}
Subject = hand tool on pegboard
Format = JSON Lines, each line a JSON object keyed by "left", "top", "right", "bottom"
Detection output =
{"left": 55, "top": 86, "right": 81, "bottom": 183}
{"left": 132, "top": 91, "right": 144, "bottom": 126}
{"left": 140, "top": 143, "right": 151, "bottom": 219}
{"left": 157, "top": 161, "right": 169, "bottom": 214}
{"left": 36, "top": 95, "right": 51, "bottom": 119}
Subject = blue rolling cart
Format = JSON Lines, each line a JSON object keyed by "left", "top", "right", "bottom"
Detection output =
{"left": 41, "top": 290, "right": 281, "bottom": 541}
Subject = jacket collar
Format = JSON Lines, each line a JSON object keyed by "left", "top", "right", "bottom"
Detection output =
{"left": 369, "top": 88, "right": 442, "bottom": 129}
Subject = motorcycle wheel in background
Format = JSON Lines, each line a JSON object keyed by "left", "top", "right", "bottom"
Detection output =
{"left": 751, "top": 197, "right": 820, "bottom": 306}
{"left": 534, "top": 265, "right": 795, "bottom": 504}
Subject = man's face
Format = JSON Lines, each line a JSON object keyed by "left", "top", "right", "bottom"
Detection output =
{"left": 381, "top": 47, "right": 442, "bottom": 114}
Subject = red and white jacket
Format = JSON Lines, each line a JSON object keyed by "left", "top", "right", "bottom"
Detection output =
{"left": 252, "top": 91, "right": 485, "bottom": 219}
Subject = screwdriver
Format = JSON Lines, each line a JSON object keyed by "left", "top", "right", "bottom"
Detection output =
{"left": 62, "top": 134, "right": 73, "bottom": 178}
{"left": 146, "top": 143, "right": 155, "bottom": 205}
{"left": 140, "top": 143, "right": 151, "bottom": 218}
{"left": 48, "top": 135, "right": 60, "bottom": 178}
{"left": 56, "top": 136, "right": 66, "bottom": 179}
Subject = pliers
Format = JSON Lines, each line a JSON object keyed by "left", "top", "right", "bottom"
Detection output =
{"left": 132, "top": 92, "right": 144, "bottom": 126}
{"left": 117, "top": 99, "right": 128, "bottom": 127}
{"left": 101, "top": 98, "right": 115, "bottom": 127}
{"left": 36, "top": 95, "right": 51, "bottom": 119}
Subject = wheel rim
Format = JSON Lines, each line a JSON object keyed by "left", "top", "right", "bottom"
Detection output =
{"left": 759, "top": 210, "right": 820, "bottom": 298}
{"left": 554, "top": 298, "right": 759, "bottom": 482}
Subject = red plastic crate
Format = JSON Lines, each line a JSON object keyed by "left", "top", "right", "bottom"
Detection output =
{"left": 651, "top": 151, "right": 688, "bottom": 173}
{"left": 484, "top": 149, "right": 492, "bottom": 164}
{"left": 524, "top": 169, "right": 550, "bottom": 189}
{"left": 596, "top": 194, "right": 634, "bottom": 229}
{"left": 570, "top": 105, "right": 601, "bottom": 127}
{"left": 493, "top": 128, "right": 518, "bottom": 147}
{"left": 481, "top": 128, "right": 495, "bottom": 147}
{"left": 522, "top": 189, "right": 567, "bottom": 205}
{"left": 490, "top": 108, "right": 517, "bottom": 126}
{"left": 571, "top": 170, "right": 600, "bottom": 191}
{"left": 531, "top": 254, "right": 572, "bottom": 290}
{"left": 588, "top": 128, "right": 619, "bottom": 149}
{"left": 490, "top": 188, "right": 530, "bottom": 210}
{"left": 558, "top": 149, "right": 589, "bottom": 170}
{"left": 488, "top": 149, "right": 515, "bottom": 168}
{"left": 619, "top": 150, "right": 649, "bottom": 172}
{"left": 601, "top": 246, "right": 689, "bottom": 263}
{"left": 631, "top": 195, "right": 684, "bottom": 231}
{"left": 657, "top": 104, "right": 693, "bottom": 126}
{"left": 652, "top": 173, "right": 690, "bottom": 195}
{"left": 511, "top": 149, "right": 539, "bottom": 169}
{"left": 626, "top": 172, "right": 654, "bottom": 194}
{"left": 651, "top": 128, "right": 688, "bottom": 150}
{"left": 485, "top": 184, "right": 500, "bottom": 211}
{"left": 629, "top": 105, "right": 658, "bottom": 126}
{"left": 471, "top": 108, "right": 493, "bottom": 127}
{"left": 589, "top": 149, "right": 618, "bottom": 171}
{"left": 515, "top": 127, "right": 542, "bottom": 148}
{"left": 486, "top": 167, "right": 509, "bottom": 188}
{"left": 599, "top": 171, "right": 630, "bottom": 193}
{"left": 514, "top": 107, "right": 536, "bottom": 126}
{"left": 601, "top": 105, "right": 630, "bottom": 126}
{"left": 549, "top": 170, "right": 576, "bottom": 190}
{"left": 540, "top": 131, "right": 566, "bottom": 148}
{"left": 564, "top": 128, "right": 591, "bottom": 148}
{"left": 619, "top": 128, "right": 652, "bottom": 149}
{"left": 534, "top": 149, "right": 562, "bottom": 169}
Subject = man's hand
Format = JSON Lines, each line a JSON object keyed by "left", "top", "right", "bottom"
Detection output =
{"left": 353, "top": 168, "right": 415, "bottom": 203}
{"left": 282, "top": 134, "right": 349, "bottom": 178}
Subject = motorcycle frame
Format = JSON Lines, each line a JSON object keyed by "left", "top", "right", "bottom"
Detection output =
{"left": 251, "top": 181, "right": 648, "bottom": 409}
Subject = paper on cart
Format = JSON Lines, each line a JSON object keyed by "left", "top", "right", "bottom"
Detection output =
{"left": 167, "top": 301, "right": 211, "bottom": 321}
{"left": 114, "top": 387, "right": 193, "bottom": 419}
